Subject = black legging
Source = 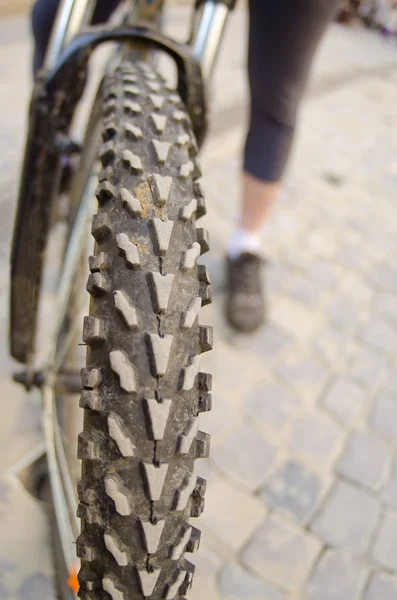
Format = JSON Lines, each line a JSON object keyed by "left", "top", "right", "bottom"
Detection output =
{"left": 32, "top": 0, "right": 337, "bottom": 182}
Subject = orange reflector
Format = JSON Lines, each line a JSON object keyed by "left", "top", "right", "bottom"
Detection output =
{"left": 67, "top": 564, "right": 79, "bottom": 594}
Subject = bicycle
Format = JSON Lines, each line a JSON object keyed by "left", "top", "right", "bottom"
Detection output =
{"left": 10, "top": 0, "right": 234, "bottom": 597}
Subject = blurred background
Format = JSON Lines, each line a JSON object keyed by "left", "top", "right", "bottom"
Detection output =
{"left": 1, "top": 0, "right": 397, "bottom": 599}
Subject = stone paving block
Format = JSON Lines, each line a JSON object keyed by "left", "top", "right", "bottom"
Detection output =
{"left": 269, "top": 295, "right": 319, "bottom": 342}
{"left": 0, "top": 477, "right": 54, "bottom": 598}
{"left": 335, "top": 244, "right": 370, "bottom": 273}
{"left": 305, "top": 228, "right": 338, "bottom": 259}
{"left": 305, "top": 549, "right": 369, "bottom": 600}
{"left": 339, "top": 272, "right": 374, "bottom": 307}
{"left": 282, "top": 246, "right": 318, "bottom": 274}
{"left": 201, "top": 475, "right": 267, "bottom": 552}
{"left": 321, "top": 376, "right": 368, "bottom": 425}
{"left": 261, "top": 460, "right": 328, "bottom": 523}
{"left": 376, "top": 292, "right": 397, "bottom": 325}
{"left": 244, "top": 379, "right": 302, "bottom": 431}
{"left": 359, "top": 317, "right": 397, "bottom": 355}
{"left": 311, "top": 480, "right": 380, "bottom": 554}
{"left": 275, "top": 352, "right": 328, "bottom": 397}
{"left": 364, "top": 572, "right": 397, "bottom": 600}
{"left": 189, "top": 543, "right": 222, "bottom": 600}
{"left": 327, "top": 294, "right": 359, "bottom": 330}
{"left": 370, "top": 393, "right": 397, "bottom": 442}
{"left": 199, "top": 391, "right": 241, "bottom": 439}
{"left": 382, "top": 366, "right": 397, "bottom": 392}
{"left": 288, "top": 272, "right": 325, "bottom": 307}
{"left": 0, "top": 380, "right": 43, "bottom": 473}
{"left": 336, "top": 430, "right": 390, "bottom": 491}
{"left": 219, "top": 562, "right": 285, "bottom": 600}
{"left": 372, "top": 510, "right": 397, "bottom": 571}
{"left": 288, "top": 411, "right": 344, "bottom": 467}
{"left": 194, "top": 456, "right": 217, "bottom": 484}
{"left": 17, "top": 573, "right": 54, "bottom": 600}
{"left": 383, "top": 460, "right": 397, "bottom": 510}
{"left": 369, "top": 263, "right": 397, "bottom": 291}
{"left": 350, "top": 347, "right": 386, "bottom": 388}
{"left": 266, "top": 262, "right": 294, "bottom": 294}
{"left": 313, "top": 326, "right": 351, "bottom": 366}
{"left": 308, "top": 258, "right": 341, "bottom": 287}
{"left": 212, "top": 423, "right": 277, "bottom": 490}
{"left": 235, "top": 323, "right": 291, "bottom": 361}
{"left": 241, "top": 512, "right": 322, "bottom": 592}
{"left": 201, "top": 340, "right": 264, "bottom": 397}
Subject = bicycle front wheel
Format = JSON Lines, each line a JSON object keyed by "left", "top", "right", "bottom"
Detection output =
{"left": 76, "top": 59, "right": 212, "bottom": 599}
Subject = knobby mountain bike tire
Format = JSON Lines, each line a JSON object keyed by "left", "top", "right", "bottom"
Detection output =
{"left": 77, "top": 59, "right": 212, "bottom": 600}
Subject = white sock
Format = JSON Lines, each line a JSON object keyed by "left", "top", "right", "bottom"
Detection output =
{"left": 228, "top": 228, "right": 262, "bottom": 260}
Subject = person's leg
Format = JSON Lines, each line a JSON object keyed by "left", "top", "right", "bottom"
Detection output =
{"left": 31, "top": 0, "right": 59, "bottom": 74}
{"left": 227, "top": 0, "right": 337, "bottom": 332}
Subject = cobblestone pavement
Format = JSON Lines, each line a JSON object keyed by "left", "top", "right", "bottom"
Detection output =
{"left": 1, "top": 7, "right": 397, "bottom": 600}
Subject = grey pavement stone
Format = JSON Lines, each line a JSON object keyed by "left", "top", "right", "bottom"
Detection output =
{"left": 288, "top": 272, "right": 325, "bottom": 307}
{"left": 313, "top": 326, "right": 351, "bottom": 366}
{"left": 201, "top": 340, "right": 264, "bottom": 397}
{"left": 219, "top": 563, "right": 285, "bottom": 600}
{"left": 335, "top": 244, "right": 370, "bottom": 274}
{"left": 327, "top": 294, "right": 359, "bottom": 330}
{"left": 369, "top": 263, "right": 397, "bottom": 291}
{"left": 382, "top": 366, "right": 397, "bottom": 392}
{"left": 383, "top": 461, "right": 397, "bottom": 510}
{"left": 364, "top": 572, "right": 397, "bottom": 600}
{"left": 269, "top": 295, "right": 319, "bottom": 342}
{"left": 311, "top": 480, "right": 380, "bottom": 554}
{"left": 305, "top": 549, "right": 369, "bottom": 600}
{"left": 201, "top": 475, "right": 267, "bottom": 552}
{"left": 267, "top": 262, "right": 294, "bottom": 294}
{"left": 235, "top": 323, "right": 291, "bottom": 361}
{"left": 370, "top": 393, "right": 397, "bottom": 442}
{"left": 0, "top": 480, "right": 8, "bottom": 505}
{"left": 308, "top": 258, "right": 341, "bottom": 287}
{"left": 359, "top": 317, "right": 397, "bottom": 355}
{"left": 322, "top": 376, "right": 368, "bottom": 425}
{"left": 261, "top": 460, "right": 327, "bottom": 523}
{"left": 0, "top": 558, "right": 13, "bottom": 572}
{"left": 336, "top": 431, "right": 390, "bottom": 491}
{"left": 376, "top": 292, "right": 397, "bottom": 325}
{"left": 199, "top": 392, "right": 241, "bottom": 439}
{"left": 189, "top": 544, "right": 222, "bottom": 600}
{"left": 15, "top": 396, "right": 41, "bottom": 434}
{"left": 339, "top": 272, "right": 374, "bottom": 307}
{"left": 0, "top": 478, "right": 54, "bottom": 599}
{"left": 17, "top": 573, "right": 54, "bottom": 600}
{"left": 0, "top": 380, "right": 43, "bottom": 473}
{"left": 241, "top": 513, "right": 322, "bottom": 592}
{"left": 244, "top": 379, "right": 301, "bottom": 431}
{"left": 350, "top": 348, "right": 386, "bottom": 389}
{"left": 305, "top": 228, "right": 338, "bottom": 259}
{"left": 275, "top": 352, "right": 328, "bottom": 396}
{"left": 212, "top": 423, "right": 277, "bottom": 490}
{"left": 288, "top": 411, "right": 344, "bottom": 467}
{"left": 372, "top": 511, "right": 397, "bottom": 571}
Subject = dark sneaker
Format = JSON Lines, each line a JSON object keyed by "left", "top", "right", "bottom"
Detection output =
{"left": 226, "top": 252, "right": 265, "bottom": 332}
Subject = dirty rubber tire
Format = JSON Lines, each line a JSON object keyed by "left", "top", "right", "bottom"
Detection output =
{"left": 77, "top": 60, "right": 212, "bottom": 600}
